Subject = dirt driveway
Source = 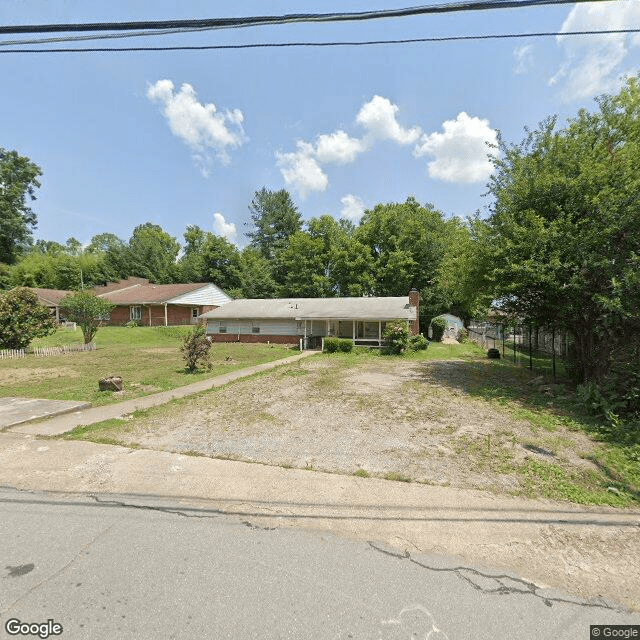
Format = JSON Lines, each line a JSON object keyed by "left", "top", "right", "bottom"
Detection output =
{"left": 107, "top": 355, "right": 604, "bottom": 498}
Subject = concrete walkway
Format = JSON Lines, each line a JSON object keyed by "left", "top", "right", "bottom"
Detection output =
{"left": 0, "top": 397, "right": 91, "bottom": 429}
{"left": 4, "top": 351, "right": 316, "bottom": 436}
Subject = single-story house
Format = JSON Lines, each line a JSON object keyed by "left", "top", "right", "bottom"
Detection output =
{"left": 201, "top": 289, "right": 420, "bottom": 348}
{"left": 94, "top": 278, "right": 232, "bottom": 326}
{"left": 30, "top": 288, "right": 70, "bottom": 322}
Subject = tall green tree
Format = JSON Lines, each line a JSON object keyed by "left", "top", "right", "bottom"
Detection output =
{"left": 356, "top": 196, "right": 449, "bottom": 325}
{"left": 126, "top": 223, "right": 180, "bottom": 284}
{"left": 200, "top": 234, "right": 243, "bottom": 295}
{"left": 237, "top": 247, "right": 277, "bottom": 298}
{"left": 246, "top": 188, "right": 302, "bottom": 261}
{"left": 484, "top": 77, "right": 640, "bottom": 383}
{"left": 0, "top": 149, "right": 42, "bottom": 264}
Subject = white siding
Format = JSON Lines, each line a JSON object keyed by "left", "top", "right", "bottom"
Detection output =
{"left": 169, "top": 284, "right": 232, "bottom": 307}
{"left": 207, "top": 319, "right": 299, "bottom": 335}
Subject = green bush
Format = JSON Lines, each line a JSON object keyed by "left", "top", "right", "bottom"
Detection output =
{"left": 180, "top": 325, "right": 212, "bottom": 373}
{"left": 430, "top": 317, "right": 447, "bottom": 342}
{"left": 457, "top": 328, "right": 469, "bottom": 343}
{"left": 382, "top": 319, "right": 409, "bottom": 355}
{"left": 409, "top": 334, "right": 429, "bottom": 351}
{"left": 323, "top": 337, "right": 353, "bottom": 353}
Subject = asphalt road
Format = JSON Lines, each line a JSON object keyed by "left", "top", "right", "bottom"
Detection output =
{"left": 1, "top": 487, "right": 638, "bottom": 640}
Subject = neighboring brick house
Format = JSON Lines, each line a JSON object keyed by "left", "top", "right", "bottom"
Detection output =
{"left": 30, "top": 288, "right": 70, "bottom": 322}
{"left": 201, "top": 289, "right": 420, "bottom": 348}
{"left": 93, "top": 278, "right": 232, "bottom": 326}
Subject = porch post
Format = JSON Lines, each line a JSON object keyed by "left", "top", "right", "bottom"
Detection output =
{"left": 326, "top": 319, "right": 330, "bottom": 336}
{"left": 378, "top": 321, "right": 382, "bottom": 347}
{"left": 164, "top": 303, "right": 168, "bottom": 326}
{"left": 352, "top": 320, "right": 356, "bottom": 343}
{"left": 149, "top": 306, "right": 152, "bottom": 327}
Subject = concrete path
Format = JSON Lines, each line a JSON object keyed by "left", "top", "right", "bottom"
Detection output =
{"left": 3, "top": 351, "right": 315, "bottom": 436}
{"left": 0, "top": 397, "right": 91, "bottom": 429}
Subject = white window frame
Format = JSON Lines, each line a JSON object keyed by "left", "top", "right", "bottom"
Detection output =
{"left": 130, "top": 306, "right": 142, "bottom": 321}
{"left": 191, "top": 307, "right": 199, "bottom": 319}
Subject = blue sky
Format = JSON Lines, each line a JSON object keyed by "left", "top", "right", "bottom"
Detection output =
{"left": 1, "top": 0, "right": 639, "bottom": 247}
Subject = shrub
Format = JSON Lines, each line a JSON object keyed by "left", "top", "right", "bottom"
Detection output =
{"left": 430, "top": 317, "right": 447, "bottom": 342}
{"left": 0, "top": 287, "right": 57, "bottom": 349}
{"left": 382, "top": 319, "right": 409, "bottom": 355}
{"left": 323, "top": 337, "right": 352, "bottom": 353}
{"left": 409, "top": 334, "right": 429, "bottom": 351}
{"left": 181, "top": 325, "right": 212, "bottom": 373}
{"left": 125, "top": 320, "right": 139, "bottom": 328}
{"left": 457, "top": 328, "right": 469, "bottom": 343}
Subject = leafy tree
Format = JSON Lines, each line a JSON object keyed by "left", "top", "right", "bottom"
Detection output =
{"left": 59, "top": 290, "right": 114, "bottom": 343}
{"left": 484, "top": 77, "right": 640, "bottom": 383}
{"left": 246, "top": 188, "right": 302, "bottom": 261}
{"left": 0, "top": 287, "right": 56, "bottom": 349}
{"left": 127, "top": 223, "right": 180, "bottom": 284}
{"left": 437, "top": 216, "right": 492, "bottom": 326}
{"left": 200, "top": 234, "right": 243, "bottom": 294}
{"left": 178, "top": 225, "right": 208, "bottom": 282}
{"left": 0, "top": 149, "right": 42, "bottom": 264}
{"left": 237, "top": 247, "right": 277, "bottom": 298}
{"left": 274, "top": 231, "right": 332, "bottom": 297}
{"left": 356, "top": 197, "right": 449, "bottom": 327}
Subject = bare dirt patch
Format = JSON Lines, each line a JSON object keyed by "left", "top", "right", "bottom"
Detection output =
{"left": 109, "top": 356, "right": 601, "bottom": 495}
{"left": 0, "top": 367, "right": 80, "bottom": 385}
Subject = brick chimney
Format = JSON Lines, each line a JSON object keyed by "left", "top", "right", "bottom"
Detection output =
{"left": 408, "top": 289, "right": 420, "bottom": 335}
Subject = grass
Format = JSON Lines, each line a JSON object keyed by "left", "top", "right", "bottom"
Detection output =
{"left": 0, "top": 326, "right": 294, "bottom": 406}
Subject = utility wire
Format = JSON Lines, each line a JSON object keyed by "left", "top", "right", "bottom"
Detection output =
{"left": 0, "top": 29, "right": 637, "bottom": 53}
{"left": 0, "top": 0, "right": 615, "bottom": 35}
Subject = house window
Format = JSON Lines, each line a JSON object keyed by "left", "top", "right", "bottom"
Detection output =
{"left": 252, "top": 326, "right": 260, "bottom": 334}
{"left": 191, "top": 308, "right": 199, "bottom": 319}
{"left": 219, "top": 326, "right": 227, "bottom": 333}
{"left": 130, "top": 306, "right": 141, "bottom": 320}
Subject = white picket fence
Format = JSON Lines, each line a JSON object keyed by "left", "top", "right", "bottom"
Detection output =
{"left": 0, "top": 348, "right": 26, "bottom": 360}
{"left": 32, "top": 343, "right": 96, "bottom": 357}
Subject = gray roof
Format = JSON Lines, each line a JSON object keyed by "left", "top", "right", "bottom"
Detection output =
{"left": 200, "top": 297, "right": 416, "bottom": 321}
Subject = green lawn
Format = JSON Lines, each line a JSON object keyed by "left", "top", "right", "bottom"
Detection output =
{"left": 0, "top": 326, "right": 294, "bottom": 406}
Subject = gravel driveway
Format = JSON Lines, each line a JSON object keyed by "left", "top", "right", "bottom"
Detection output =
{"left": 109, "top": 354, "right": 600, "bottom": 494}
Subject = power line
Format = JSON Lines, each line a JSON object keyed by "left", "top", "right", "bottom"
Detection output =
{"left": 0, "top": 0, "right": 614, "bottom": 35}
{"left": 0, "top": 29, "right": 637, "bottom": 53}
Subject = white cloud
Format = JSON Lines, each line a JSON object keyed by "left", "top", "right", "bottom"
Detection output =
{"left": 275, "top": 141, "right": 328, "bottom": 199}
{"left": 356, "top": 95, "right": 421, "bottom": 145}
{"left": 315, "top": 130, "right": 365, "bottom": 164}
{"left": 550, "top": 2, "right": 640, "bottom": 101}
{"left": 147, "top": 79, "right": 246, "bottom": 171}
{"left": 212, "top": 212, "right": 237, "bottom": 242}
{"left": 414, "top": 112, "right": 497, "bottom": 184}
{"left": 340, "top": 194, "right": 365, "bottom": 221}
{"left": 513, "top": 44, "right": 534, "bottom": 75}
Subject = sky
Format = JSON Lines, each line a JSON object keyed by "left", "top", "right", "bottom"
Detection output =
{"left": 1, "top": 0, "right": 639, "bottom": 248}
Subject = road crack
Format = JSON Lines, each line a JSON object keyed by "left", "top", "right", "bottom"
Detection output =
{"left": 367, "top": 541, "right": 625, "bottom": 612}
{"left": 89, "top": 495, "right": 222, "bottom": 519}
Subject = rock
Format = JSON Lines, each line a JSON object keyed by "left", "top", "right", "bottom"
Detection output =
{"left": 607, "top": 486, "right": 621, "bottom": 495}
{"left": 99, "top": 376, "right": 123, "bottom": 392}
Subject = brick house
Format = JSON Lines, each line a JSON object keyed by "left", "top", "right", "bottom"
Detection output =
{"left": 93, "top": 278, "right": 232, "bottom": 326}
{"left": 30, "top": 288, "right": 70, "bottom": 322}
{"left": 201, "top": 290, "right": 420, "bottom": 348}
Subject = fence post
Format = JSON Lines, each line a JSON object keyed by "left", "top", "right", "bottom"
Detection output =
{"left": 552, "top": 325, "right": 556, "bottom": 382}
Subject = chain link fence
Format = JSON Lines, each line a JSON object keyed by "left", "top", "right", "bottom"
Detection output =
{"left": 467, "top": 322, "right": 571, "bottom": 380}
